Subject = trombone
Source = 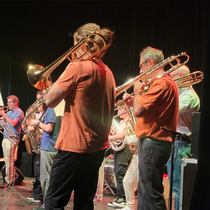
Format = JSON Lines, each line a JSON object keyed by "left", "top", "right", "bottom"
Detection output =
{"left": 24, "top": 32, "right": 107, "bottom": 118}
{"left": 27, "top": 32, "right": 107, "bottom": 91}
{"left": 116, "top": 52, "right": 189, "bottom": 97}
{"left": 174, "top": 71, "right": 204, "bottom": 89}
{"left": 115, "top": 52, "right": 190, "bottom": 107}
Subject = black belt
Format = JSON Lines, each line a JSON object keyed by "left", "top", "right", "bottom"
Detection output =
{"left": 175, "top": 135, "right": 191, "bottom": 144}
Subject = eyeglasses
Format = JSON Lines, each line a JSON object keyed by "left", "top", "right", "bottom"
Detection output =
{"left": 7, "top": 101, "right": 15, "bottom": 104}
{"left": 169, "top": 73, "right": 180, "bottom": 78}
{"left": 139, "top": 60, "right": 148, "bottom": 69}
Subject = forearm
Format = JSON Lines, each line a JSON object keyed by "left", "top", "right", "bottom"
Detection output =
{"left": 45, "top": 83, "right": 66, "bottom": 108}
{"left": 2, "top": 114, "right": 17, "bottom": 127}
{"left": 38, "top": 121, "right": 54, "bottom": 133}
{"left": 109, "top": 130, "right": 125, "bottom": 141}
{"left": 133, "top": 94, "right": 146, "bottom": 117}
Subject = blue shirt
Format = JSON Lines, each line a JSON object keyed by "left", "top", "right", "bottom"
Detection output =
{"left": 41, "top": 108, "right": 60, "bottom": 152}
{"left": 4, "top": 108, "right": 24, "bottom": 141}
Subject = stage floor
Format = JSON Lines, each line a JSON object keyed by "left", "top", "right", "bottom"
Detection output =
{"left": 0, "top": 175, "right": 173, "bottom": 210}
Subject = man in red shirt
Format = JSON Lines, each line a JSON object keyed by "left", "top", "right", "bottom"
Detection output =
{"left": 44, "top": 23, "right": 116, "bottom": 210}
{"left": 124, "top": 46, "right": 179, "bottom": 210}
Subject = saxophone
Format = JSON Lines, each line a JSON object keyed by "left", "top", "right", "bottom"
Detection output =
{"left": 22, "top": 108, "right": 41, "bottom": 154}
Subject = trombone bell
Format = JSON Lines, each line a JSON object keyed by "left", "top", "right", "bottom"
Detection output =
{"left": 174, "top": 71, "right": 204, "bottom": 89}
{"left": 27, "top": 64, "right": 52, "bottom": 90}
{"left": 27, "top": 32, "right": 107, "bottom": 91}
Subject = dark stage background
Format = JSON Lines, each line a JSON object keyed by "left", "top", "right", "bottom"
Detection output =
{"left": 0, "top": 1, "right": 210, "bottom": 209}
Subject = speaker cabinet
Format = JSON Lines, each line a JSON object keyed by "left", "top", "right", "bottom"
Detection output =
{"left": 179, "top": 158, "right": 198, "bottom": 210}
{"left": 21, "top": 152, "right": 33, "bottom": 177}
{"left": 2, "top": 164, "right": 24, "bottom": 185}
{"left": 191, "top": 112, "right": 201, "bottom": 159}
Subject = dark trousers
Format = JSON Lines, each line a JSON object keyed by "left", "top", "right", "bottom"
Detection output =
{"left": 45, "top": 149, "right": 105, "bottom": 210}
{"left": 32, "top": 153, "right": 43, "bottom": 200}
{"left": 137, "top": 138, "right": 171, "bottom": 210}
{"left": 114, "top": 145, "right": 132, "bottom": 199}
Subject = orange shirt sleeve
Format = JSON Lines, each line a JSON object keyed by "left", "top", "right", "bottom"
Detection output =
{"left": 137, "top": 79, "right": 167, "bottom": 110}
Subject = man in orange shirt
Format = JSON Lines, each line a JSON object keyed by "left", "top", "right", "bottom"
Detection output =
{"left": 124, "top": 46, "right": 179, "bottom": 210}
{"left": 44, "top": 23, "right": 116, "bottom": 210}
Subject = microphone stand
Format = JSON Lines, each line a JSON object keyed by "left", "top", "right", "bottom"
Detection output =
{"left": 160, "top": 127, "right": 190, "bottom": 210}
{"left": 0, "top": 124, "right": 29, "bottom": 209}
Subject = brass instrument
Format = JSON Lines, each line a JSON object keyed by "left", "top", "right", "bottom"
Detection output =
{"left": 22, "top": 110, "right": 41, "bottom": 154}
{"left": 26, "top": 32, "right": 107, "bottom": 113}
{"left": 124, "top": 113, "right": 137, "bottom": 153}
{"left": 115, "top": 52, "right": 189, "bottom": 98}
{"left": 109, "top": 118, "right": 125, "bottom": 151}
{"left": 22, "top": 130, "right": 41, "bottom": 154}
{"left": 0, "top": 106, "right": 9, "bottom": 112}
{"left": 27, "top": 32, "right": 107, "bottom": 91}
{"left": 110, "top": 103, "right": 136, "bottom": 152}
{"left": 113, "top": 52, "right": 189, "bottom": 151}
{"left": 23, "top": 32, "right": 107, "bottom": 154}
{"left": 174, "top": 71, "right": 204, "bottom": 89}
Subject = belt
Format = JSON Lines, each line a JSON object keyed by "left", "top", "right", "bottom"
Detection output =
{"left": 175, "top": 135, "right": 191, "bottom": 144}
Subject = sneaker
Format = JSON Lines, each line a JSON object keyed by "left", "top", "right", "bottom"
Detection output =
{"left": 113, "top": 197, "right": 126, "bottom": 208}
{"left": 27, "top": 197, "right": 42, "bottom": 203}
{"left": 120, "top": 207, "right": 134, "bottom": 210}
{"left": 0, "top": 183, "right": 7, "bottom": 188}
{"left": 94, "top": 195, "right": 102, "bottom": 201}
{"left": 108, "top": 198, "right": 119, "bottom": 207}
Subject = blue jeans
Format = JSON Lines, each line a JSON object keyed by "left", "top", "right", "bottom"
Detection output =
{"left": 166, "top": 140, "right": 191, "bottom": 210}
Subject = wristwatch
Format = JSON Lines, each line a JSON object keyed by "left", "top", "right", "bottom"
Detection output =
{"left": 37, "top": 121, "right": 40, "bottom": 127}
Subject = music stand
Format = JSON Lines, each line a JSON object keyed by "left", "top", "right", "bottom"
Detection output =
{"left": 160, "top": 126, "right": 190, "bottom": 210}
{"left": 0, "top": 120, "right": 29, "bottom": 209}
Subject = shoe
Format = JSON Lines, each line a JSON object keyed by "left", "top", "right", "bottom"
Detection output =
{"left": 33, "top": 204, "right": 45, "bottom": 210}
{"left": 120, "top": 206, "right": 134, "bottom": 210}
{"left": 94, "top": 195, "right": 102, "bottom": 201}
{"left": 27, "top": 197, "right": 42, "bottom": 203}
{"left": 108, "top": 198, "right": 119, "bottom": 207}
{"left": 0, "top": 182, "right": 13, "bottom": 188}
{"left": 113, "top": 197, "right": 126, "bottom": 208}
{"left": 0, "top": 183, "right": 7, "bottom": 188}
{"left": 108, "top": 201, "right": 117, "bottom": 207}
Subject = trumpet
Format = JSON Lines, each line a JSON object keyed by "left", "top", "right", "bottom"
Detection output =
{"left": 0, "top": 106, "right": 9, "bottom": 112}
{"left": 116, "top": 52, "right": 189, "bottom": 97}
{"left": 174, "top": 71, "right": 204, "bottom": 89}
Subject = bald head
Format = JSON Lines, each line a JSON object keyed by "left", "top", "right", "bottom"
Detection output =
{"left": 170, "top": 65, "right": 190, "bottom": 79}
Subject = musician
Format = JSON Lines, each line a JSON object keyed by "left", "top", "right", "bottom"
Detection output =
{"left": 25, "top": 91, "right": 45, "bottom": 203}
{"left": 0, "top": 95, "right": 24, "bottom": 187}
{"left": 30, "top": 90, "right": 61, "bottom": 210}
{"left": 108, "top": 100, "right": 133, "bottom": 208}
{"left": 124, "top": 46, "right": 179, "bottom": 210}
{"left": 166, "top": 65, "right": 200, "bottom": 210}
{"left": 43, "top": 23, "right": 115, "bottom": 210}
{"left": 121, "top": 134, "right": 139, "bottom": 210}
